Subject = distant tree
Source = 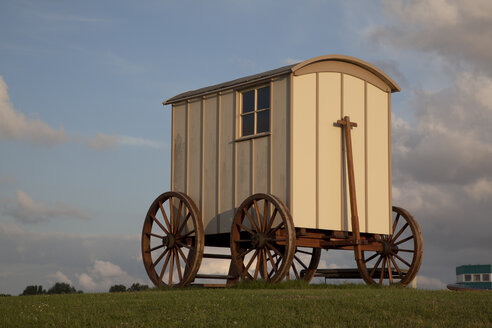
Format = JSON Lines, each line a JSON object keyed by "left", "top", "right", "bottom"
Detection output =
{"left": 21, "top": 285, "right": 46, "bottom": 296}
{"left": 128, "top": 283, "right": 149, "bottom": 292}
{"left": 47, "top": 282, "right": 77, "bottom": 294}
{"left": 0, "top": 293, "right": 11, "bottom": 297}
{"left": 109, "top": 284, "right": 127, "bottom": 293}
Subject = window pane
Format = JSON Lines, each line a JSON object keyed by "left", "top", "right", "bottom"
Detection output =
{"left": 473, "top": 274, "right": 481, "bottom": 282}
{"left": 483, "top": 274, "right": 490, "bottom": 281}
{"left": 257, "top": 110, "right": 270, "bottom": 133}
{"left": 242, "top": 113, "right": 254, "bottom": 136}
{"left": 257, "top": 86, "right": 270, "bottom": 110}
{"left": 242, "top": 90, "right": 255, "bottom": 113}
{"left": 464, "top": 274, "right": 471, "bottom": 282}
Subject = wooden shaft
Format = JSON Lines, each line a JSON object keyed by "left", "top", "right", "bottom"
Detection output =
{"left": 336, "top": 116, "right": 362, "bottom": 260}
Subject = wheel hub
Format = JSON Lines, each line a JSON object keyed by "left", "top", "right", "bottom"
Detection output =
{"left": 251, "top": 232, "right": 267, "bottom": 249}
{"left": 163, "top": 234, "right": 177, "bottom": 248}
{"left": 380, "top": 240, "right": 397, "bottom": 256}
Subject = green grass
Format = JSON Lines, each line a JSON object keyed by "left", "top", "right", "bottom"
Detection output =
{"left": 1, "top": 284, "right": 490, "bottom": 327}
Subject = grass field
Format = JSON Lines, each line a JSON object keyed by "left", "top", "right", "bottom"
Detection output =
{"left": 1, "top": 283, "right": 491, "bottom": 327}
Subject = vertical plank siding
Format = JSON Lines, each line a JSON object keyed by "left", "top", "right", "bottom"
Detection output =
{"left": 218, "top": 91, "right": 235, "bottom": 233}
{"left": 168, "top": 58, "right": 393, "bottom": 236}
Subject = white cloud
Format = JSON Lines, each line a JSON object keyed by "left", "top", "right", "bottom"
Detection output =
{"left": 2, "top": 189, "right": 89, "bottom": 224}
{"left": 0, "top": 222, "right": 145, "bottom": 294}
{"left": 84, "top": 133, "right": 162, "bottom": 151}
{"left": 415, "top": 275, "right": 447, "bottom": 290}
{"left": 76, "top": 260, "right": 143, "bottom": 292}
{"left": 371, "top": 0, "right": 492, "bottom": 74}
{"left": 49, "top": 271, "right": 73, "bottom": 285}
{"left": 0, "top": 76, "right": 67, "bottom": 146}
{"left": 0, "top": 76, "right": 161, "bottom": 150}
{"left": 283, "top": 58, "right": 302, "bottom": 65}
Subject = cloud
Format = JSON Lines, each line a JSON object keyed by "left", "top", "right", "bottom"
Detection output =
{"left": 76, "top": 260, "right": 143, "bottom": 292}
{"left": 363, "top": 0, "right": 492, "bottom": 289}
{"left": 84, "top": 133, "right": 162, "bottom": 150}
{"left": 369, "top": 0, "right": 492, "bottom": 74}
{"left": 2, "top": 190, "right": 89, "bottom": 224}
{"left": 0, "top": 76, "right": 67, "bottom": 146}
{"left": 48, "top": 271, "right": 73, "bottom": 285}
{"left": 416, "top": 275, "right": 447, "bottom": 290}
{"left": 283, "top": 58, "right": 302, "bottom": 65}
{"left": 0, "top": 222, "right": 146, "bottom": 294}
{"left": 0, "top": 75, "right": 162, "bottom": 150}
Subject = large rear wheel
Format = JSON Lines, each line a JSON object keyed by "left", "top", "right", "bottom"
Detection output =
{"left": 141, "top": 192, "right": 204, "bottom": 287}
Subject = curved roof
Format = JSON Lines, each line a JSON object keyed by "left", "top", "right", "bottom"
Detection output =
{"left": 164, "top": 55, "right": 400, "bottom": 105}
{"left": 291, "top": 54, "right": 400, "bottom": 92}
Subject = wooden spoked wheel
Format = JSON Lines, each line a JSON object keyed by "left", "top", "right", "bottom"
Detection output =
{"left": 141, "top": 192, "right": 204, "bottom": 287}
{"left": 357, "top": 206, "right": 423, "bottom": 286}
{"left": 285, "top": 247, "right": 321, "bottom": 282}
{"left": 230, "top": 193, "right": 296, "bottom": 283}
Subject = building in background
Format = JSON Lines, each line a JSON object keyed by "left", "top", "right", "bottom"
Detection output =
{"left": 447, "top": 265, "right": 491, "bottom": 291}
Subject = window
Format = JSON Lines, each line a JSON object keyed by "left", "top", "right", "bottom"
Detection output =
{"left": 473, "top": 274, "right": 481, "bottom": 282}
{"left": 483, "top": 274, "right": 490, "bottom": 282}
{"left": 241, "top": 86, "right": 270, "bottom": 137}
{"left": 464, "top": 274, "right": 472, "bottom": 282}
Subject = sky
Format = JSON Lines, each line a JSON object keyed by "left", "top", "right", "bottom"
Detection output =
{"left": 1, "top": 0, "right": 491, "bottom": 294}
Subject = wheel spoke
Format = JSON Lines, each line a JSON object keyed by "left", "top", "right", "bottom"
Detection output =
{"left": 297, "top": 249, "right": 314, "bottom": 255}
{"left": 151, "top": 248, "right": 169, "bottom": 269}
{"left": 238, "top": 247, "right": 254, "bottom": 259}
{"left": 263, "top": 200, "right": 269, "bottom": 232}
{"left": 265, "top": 241, "right": 282, "bottom": 258}
{"left": 244, "top": 250, "right": 259, "bottom": 272}
{"left": 369, "top": 255, "right": 383, "bottom": 277}
{"left": 150, "top": 213, "right": 169, "bottom": 235}
{"left": 294, "top": 255, "right": 308, "bottom": 270}
{"left": 168, "top": 250, "right": 175, "bottom": 285}
{"left": 146, "top": 232, "right": 165, "bottom": 239}
{"left": 175, "top": 249, "right": 183, "bottom": 282}
{"left": 253, "top": 200, "right": 262, "bottom": 232}
{"left": 269, "top": 222, "right": 285, "bottom": 236}
{"left": 177, "top": 229, "right": 195, "bottom": 240}
{"left": 176, "top": 212, "right": 192, "bottom": 236}
{"left": 387, "top": 256, "right": 393, "bottom": 284}
{"left": 158, "top": 202, "right": 172, "bottom": 232}
{"left": 253, "top": 251, "right": 261, "bottom": 280}
{"left": 175, "top": 200, "right": 183, "bottom": 234}
{"left": 244, "top": 207, "right": 260, "bottom": 232}
{"left": 390, "top": 255, "right": 403, "bottom": 277}
{"left": 379, "top": 256, "right": 386, "bottom": 284}
{"left": 176, "top": 241, "right": 192, "bottom": 249}
{"left": 394, "top": 253, "right": 412, "bottom": 268}
{"left": 265, "top": 208, "right": 278, "bottom": 233}
{"left": 291, "top": 262, "right": 300, "bottom": 279}
{"left": 391, "top": 223, "right": 409, "bottom": 243}
{"left": 265, "top": 248, "right": 278, "bottom": 273}
{"left": 262, "top": 249, "right": 268, "bottom": 279}
{"left": 237, "top": 223, "right": 255, "bottom": 235}
{"left": 364, "top": 252, "right": 379, "bottom": 263}
{"left": 176, "top": 246, "right": 190, "bottom": 269}
{"left": 159, "top": 251, "right": 172, "bottom": 283}
{"left": 149, "top": 244, "right": 165, "bottom": 252}
{"left": 169, "top": 197, "right": 174, "bottom": 233}
{"left": 392, "top": 213, "right": 400, "bottom": 236}
{"left": 398, "top": 249, "right": 415, "bottom": 253}
{"left": 394, "top": 235, "right": 414, "bottom": 246}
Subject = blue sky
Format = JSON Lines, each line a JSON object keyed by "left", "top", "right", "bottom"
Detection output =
{"left": 1, "top": 0, "right": 491, "bottom": 294}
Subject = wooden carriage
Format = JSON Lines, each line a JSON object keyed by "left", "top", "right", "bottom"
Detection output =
{"left": 141, "top": 55, "right": 423, "bottom": 287}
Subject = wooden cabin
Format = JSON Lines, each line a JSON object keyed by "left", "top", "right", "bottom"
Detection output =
{"left": 163, "top": 55, "right": 400, "bottom": 238}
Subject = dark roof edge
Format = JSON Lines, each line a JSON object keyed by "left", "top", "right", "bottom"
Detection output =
{"left": 163, "top": 64, "right": 295, "bottom": 105}
{"left": 163, "top": 55, "right": 401, "bottom": 106}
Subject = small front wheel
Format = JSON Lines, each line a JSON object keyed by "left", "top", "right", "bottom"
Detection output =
{"left": 356, "top": 206, "right": 423, "bottom": 286}
{"left": 230, "top": 193, "right": 296, "bottom": 283}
